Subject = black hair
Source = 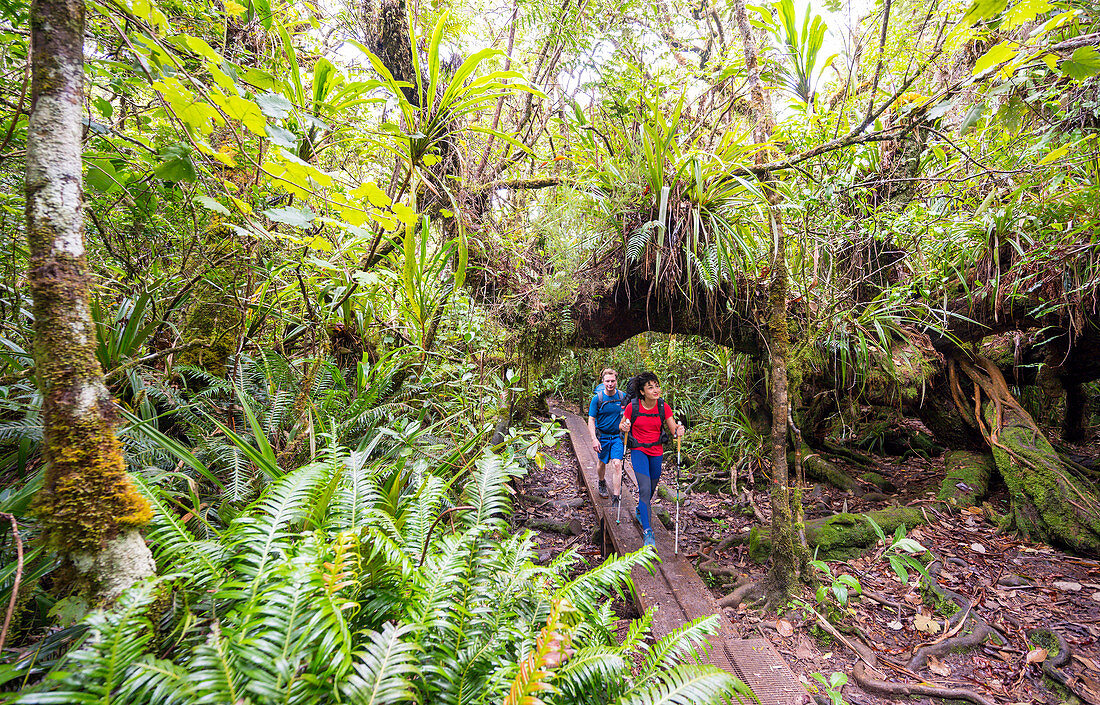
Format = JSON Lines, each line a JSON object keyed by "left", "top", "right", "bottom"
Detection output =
{"left": 630, "top": 371, "right": 659, "bottom": 399}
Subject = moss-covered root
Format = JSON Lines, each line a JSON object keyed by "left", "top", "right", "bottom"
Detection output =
{"left": 748, "top": 506, "right": 926, "bottom": 562}
{"left": 795, "top": 445, "right": 857, "bottom": 492}
{"left": 937, "top": 451, "right": 994, "bottom": 510}
{"left": 986, "top": 402, "right": 1100, "bottom": 556}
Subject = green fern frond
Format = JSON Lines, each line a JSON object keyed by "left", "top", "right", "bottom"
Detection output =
{"left": 131, "top": 475, "right": 225, "bottom": 589}
{"left": 461, "top": 452, "right": 519, "bottom": 528}
{"left": 637, "top": 614, "right": 719, "bottom": 680}
{"left": 553, "top": 647, "right": 628, "bottom": 702}
{"left": 17, "top": 581, "right": 159, "bottom": 705}
{"left": 555, "top": 549, "right": 652, "bottom": 617}
{"left": 618, "top": 664, "right": 749, "bottom": 705}
{"left": 225, "top": 463, "right": 326, "bottom": 598}
{"left": 342, "top": 622, "right": 420, "bottom": 705}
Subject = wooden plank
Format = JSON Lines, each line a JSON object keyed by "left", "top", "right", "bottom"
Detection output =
{"left": 548, "top": 401, "right": 804, "bottom": 705}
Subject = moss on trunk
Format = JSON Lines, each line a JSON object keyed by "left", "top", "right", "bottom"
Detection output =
{"left": 937, "top": 450, "right": 993, "bottom": 510}
{"left": 26, "top": 0, "right": 154, "bottom": 601}
{"left": 177, "top": 225, "right": 247, "bottom": 376}
{"left": 953, "top": 356, "right": 1100, "bottom": 555}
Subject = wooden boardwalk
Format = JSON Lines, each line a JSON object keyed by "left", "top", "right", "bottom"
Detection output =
{"left": 548, "top": 401, "right": 805, "bottom": 705}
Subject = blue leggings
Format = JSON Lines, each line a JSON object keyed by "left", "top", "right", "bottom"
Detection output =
{"left": 631, "top": 449, "right": 663, "bottom": 531}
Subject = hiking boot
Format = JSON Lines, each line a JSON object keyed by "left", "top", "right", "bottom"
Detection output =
{"left": 642, "top": 529, "right": 656, "bottom": 547}
{"left": 598, "top": 479, "right": 608, "bottom": 498}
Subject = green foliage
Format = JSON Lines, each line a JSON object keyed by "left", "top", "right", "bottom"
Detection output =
{"left": 866, "top": 516, "right": 931, "bottom": 585}
{"left": 809, "top": 671, "right": 849, "bottom": 705}
{"left": 760, "top": 0, "right": 836, "bottom": 107}
{"left": 12, "top": 446, "right": 750, "bottom": 705}
{"left": 809, "top": 560, "right": 861, "bottom": 607}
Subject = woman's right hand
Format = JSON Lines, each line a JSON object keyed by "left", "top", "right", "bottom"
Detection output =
{"left": 620, "top": 418, "right": 630, "bottom": 434}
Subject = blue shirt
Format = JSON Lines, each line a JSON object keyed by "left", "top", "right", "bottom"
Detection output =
{"left": 589, "top": 390, "right": 625, "bottom": 436}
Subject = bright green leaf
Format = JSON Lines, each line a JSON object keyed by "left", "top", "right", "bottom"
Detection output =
{"left": 973, "top": 41, "right": 1017, "bottom": 75}
{"left": 154, "top": 144, "right": 197, "bottom": 183}
{"left": 196, "top": 195, "right": 232, "bottom": 215}
{"left": 266, "top": 123, "right": 298, "bottom": 149}
{"left": 1061, "top": 46, "right": 1100, "bottom": 81}
{"left": 211, "top": 94, "right": 267, "bottom": 136}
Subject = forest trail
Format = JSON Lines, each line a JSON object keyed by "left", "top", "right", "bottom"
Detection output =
{"left": 547, "top": 400, "right": 805, "bottom": 705}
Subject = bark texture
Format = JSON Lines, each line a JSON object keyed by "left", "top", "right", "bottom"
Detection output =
{"left": 732, "top": 0, "right": 805, "bottom": 600}
{"left": 26, "top": 0, "right": 154, "bottom": 600}
{"left": 951, "top": 356, "right": 1100, "bottom": 555}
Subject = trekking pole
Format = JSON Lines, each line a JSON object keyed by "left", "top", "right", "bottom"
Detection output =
{"left": 674, "top": 434, "right": 682, "bottom": 555}
{"left": 617, "top": 422, "right": 629, "bottom": 524}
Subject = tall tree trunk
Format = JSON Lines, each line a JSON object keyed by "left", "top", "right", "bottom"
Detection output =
{"left": 732, "top": 0, "right": 806, "bottom": 601}
{"left": 26, "top": 0, "right": 155, "bottom": 602}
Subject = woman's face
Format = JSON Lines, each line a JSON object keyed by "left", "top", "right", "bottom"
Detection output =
{"left": 642, "top": 380, "right": 661, "bottom": 401}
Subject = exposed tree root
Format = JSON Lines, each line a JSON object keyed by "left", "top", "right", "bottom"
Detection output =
{"left": 1025, "top": 626, "right": 1098, "bottom": 704}
{"left": 950, "top": 356, "right": 1100, "bottom": 555}
{"left": 852, "top": 654, "right": 996, "bottom": 705}
{"left": 697, "top": 558, "right": 742, "bottom": 576}
{"left": 717, "top": 579, "right": 762, "bottom": 608}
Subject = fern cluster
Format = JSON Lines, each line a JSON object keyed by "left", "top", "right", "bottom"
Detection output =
{"left": 13, "top": 446, "right": 752, "bottom": 705}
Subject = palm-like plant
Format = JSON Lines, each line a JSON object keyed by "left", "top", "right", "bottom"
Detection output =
{"left": 763, "top": 0, "right": 836, "bottom": 109}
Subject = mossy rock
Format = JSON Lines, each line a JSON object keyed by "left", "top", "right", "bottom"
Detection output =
{"left": 937, "top": 451, "right": 993, "bottom": 510}
{"left": 860, "top": 471, "right": 894, "bottom": 492}
{"left": 748, "top": 506, "right": 927, "bottom": 562}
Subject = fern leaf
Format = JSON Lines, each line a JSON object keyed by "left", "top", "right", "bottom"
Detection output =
{"left": 342, "top": 622, "right": 419, "bottom": 705}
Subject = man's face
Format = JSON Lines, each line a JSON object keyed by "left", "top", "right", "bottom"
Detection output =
{"left": 603, "top": 374, "right": 617, "bottom": 393}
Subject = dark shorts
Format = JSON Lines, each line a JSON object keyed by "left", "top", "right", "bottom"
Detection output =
{"left": 597, "top": 434, "right": 624, "bottom": 463}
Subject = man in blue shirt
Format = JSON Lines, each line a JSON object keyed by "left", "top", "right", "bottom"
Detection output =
{"left": 588, "top": 368, "right": 626, "bottom": 508}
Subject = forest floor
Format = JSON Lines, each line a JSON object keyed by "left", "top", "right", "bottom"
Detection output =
{"left": 517, "top": 400, "right": 1100, "bottom": 705}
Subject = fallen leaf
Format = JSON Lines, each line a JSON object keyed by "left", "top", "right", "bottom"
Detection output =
{"left": 776, "top": 618, "right": 794, "bottom": 637}
{"left": 928, "top": 655, "right": 951, "bottom": 677}
{"left": 971, "top": 542, "right": 987, "bottom": 554}
{"left": 887, "top": 620, "right": 903, "bottom": 631}
{"left": 904, "top": 592, "right": 923, "bottom": 605}
{"left": 1074, "top": 654, "right": 1099, "bottom": 672}
{"left": 914, "top": 612, "right": 941, "bottom": 634}
{"left": 1053, "top": 580, "right": 1082, "bottom": 591}
{"left": 794, "top": 639, "right": 815, "bottom": 660}
{"left": 1025, "top": 647, "right": 1049, "bottom": 665}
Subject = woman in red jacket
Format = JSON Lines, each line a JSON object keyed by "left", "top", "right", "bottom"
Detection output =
{"left": 620, "top": 371, "right": 685, "bottom": 548}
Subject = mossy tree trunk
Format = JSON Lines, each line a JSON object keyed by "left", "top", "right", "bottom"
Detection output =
{"left": 25, "top": 0, "right": 155, "bottom": 602}
{"left": 733, "top": 0, "right": 807, "bottom": 601}
{"left": 952, "top": 356, "right": 1100, "bottom": 555}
